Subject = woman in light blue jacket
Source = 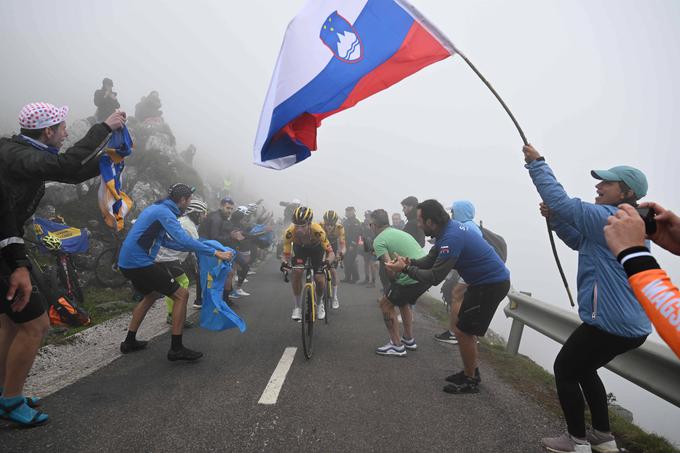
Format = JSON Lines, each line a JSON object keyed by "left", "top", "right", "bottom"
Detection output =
{"left": 523, "top": 144, "right": 651, "bottom": 453}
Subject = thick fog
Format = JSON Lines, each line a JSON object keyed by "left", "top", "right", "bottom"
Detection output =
{"left": 1, "top": 0, "right": 679, "bottom": 444}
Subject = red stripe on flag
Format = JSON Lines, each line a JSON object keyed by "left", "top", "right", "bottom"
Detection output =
{"left": 278, "top": 21, "right": 452, "bottom": 153}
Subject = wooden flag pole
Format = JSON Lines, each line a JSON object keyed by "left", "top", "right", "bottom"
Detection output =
{"left": 454, "top": 49, "right": 576, "bottom": 307}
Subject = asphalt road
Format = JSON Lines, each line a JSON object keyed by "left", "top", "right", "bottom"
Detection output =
{"left": 2, "top": 258, "right": 562, "bottom": 452}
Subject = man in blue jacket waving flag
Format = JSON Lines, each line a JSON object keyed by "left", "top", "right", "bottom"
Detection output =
{"left": 118, "top": 183, "right": 233, "bottom": 362}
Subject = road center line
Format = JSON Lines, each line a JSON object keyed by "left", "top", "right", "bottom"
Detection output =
{"left": 258, "top": 347, "right": 297, "bottom": 405}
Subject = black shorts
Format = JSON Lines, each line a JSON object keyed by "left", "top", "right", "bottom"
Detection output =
{"left": 457, "top": 280, "right": 510, "bottom": 336}
{"left": 292, "top": 244, "right": 325, "bottom": 273}
{"left": 120, "top": 264, "right": 181, "bottom": 297}
{"left": 0, "top": 262, "right": 46, "bottom": 324}
{"left": 386, "top": 281, "right": 429, "bottom": 307}
{"left": 157, "top": 261, "right": 186, "bottom": 279}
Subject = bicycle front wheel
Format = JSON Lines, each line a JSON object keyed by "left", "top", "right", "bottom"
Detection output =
{"left": 323, "top": 272, "right": 331, "bottom": 325}
{"left": 94, "top": 248, "right": 127, "bottom": 287}
{"left": 301, "top": 284, "right": 314, "bottom": 359}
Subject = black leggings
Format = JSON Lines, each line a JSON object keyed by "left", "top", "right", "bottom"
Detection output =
{"left": 554, "top": 323, "right": 646, "bottom": 438}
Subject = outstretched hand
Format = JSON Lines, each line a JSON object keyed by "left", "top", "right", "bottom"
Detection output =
{"left": 522, "top": 144, "right": 542, "bottom": 164}
{"left": 604, "top": 204, "right": 646, "bottom": 256}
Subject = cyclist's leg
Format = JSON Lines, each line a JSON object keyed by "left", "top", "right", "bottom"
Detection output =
{"left": 290, "top": 245, "right": 307, "bottom": 315}
{"left": 311, "top": 246, "right": 325, "bottom": 300}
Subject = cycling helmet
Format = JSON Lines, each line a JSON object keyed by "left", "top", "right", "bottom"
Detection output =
{"left": 323, "top": 210, "right": 338, "bottom": 224}
{"left": 185, "top": 198, "right": 208, "bottom": 214}
{"left": 236, "top": 205, "right": 249, "bottom": 215}
{"left": 42, "top": 233, "right": 62, "bottom": 251}
{"left": 292, "top": 206, "right": 313, "bottom": 225}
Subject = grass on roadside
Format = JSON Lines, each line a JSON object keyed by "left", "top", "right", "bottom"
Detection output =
{"left": 45, "top": 285, "right": 135, "bottom": 345}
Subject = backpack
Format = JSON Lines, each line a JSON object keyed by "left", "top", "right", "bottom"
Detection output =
{"left": 479, "top": 222, "right": 508, "bottom": 263}
{"left": 48, "top": 295, "right": 91, "bottom": 328}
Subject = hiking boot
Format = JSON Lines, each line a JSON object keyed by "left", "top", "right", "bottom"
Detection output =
{"left": 375, "top": 341, "right": 406, "bottom": 357}
{"left": 586, "top": 430, "right": 618, "bottom": 453}
{"left": 120, "top": 340, "right": 148, "bottom": 354}
{"left": 541, "top": 433, "right": 592, "bottom": 453}
{"left": 401, "top": 336, "right": 417, "bottom": 351}
{"left": 331, "top": 297, "right": 340, "bottom": 309}
{"left": 434, "top": 330, "right": 458, "bottom": 344}
{"left": 442, "top": 376, "right": 480, "bottom": 394}
{"left": 291, "top": 307, "right": 301, "bottom": 321}
{"left": 445, "top": 368, "right": 481, "bottom": 384}
{"left": 167, "top": 346, "right": 203, "bottom": 362}
{"left": 317, "top": 303, "right": 326, "bottom": 320}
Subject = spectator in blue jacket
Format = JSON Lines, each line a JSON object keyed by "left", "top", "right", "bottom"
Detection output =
{"left": 118, "top": 184, "right": 233, "bottom": 362}
{"left": 523, "top": 144, "right": 651, "bottom": 453}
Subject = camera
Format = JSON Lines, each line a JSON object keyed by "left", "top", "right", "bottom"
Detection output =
{"left": 636, "top": 207, "right": 657, "bottom": 235}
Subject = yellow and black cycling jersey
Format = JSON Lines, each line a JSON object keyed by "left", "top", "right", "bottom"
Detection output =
{"left": 282, "top": 222, "right": 332, "bottom": 258}
{"left": 321, "top": 223, "right": 346, "bottom": 251}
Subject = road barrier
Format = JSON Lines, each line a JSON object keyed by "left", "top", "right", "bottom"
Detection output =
{"left": 503, "top": 290, "right": 680, "bottom": 408}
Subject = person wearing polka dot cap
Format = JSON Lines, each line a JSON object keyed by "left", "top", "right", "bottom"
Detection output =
{"left": 0, "top": 103, "right": 126, "bottom": 427}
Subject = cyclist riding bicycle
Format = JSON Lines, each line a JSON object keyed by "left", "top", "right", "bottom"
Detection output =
{"left": 321, "top": 210, "right": 345, "bottom": 309}
{"left": 281, "top": 206, "right": 335, "bottom": 321}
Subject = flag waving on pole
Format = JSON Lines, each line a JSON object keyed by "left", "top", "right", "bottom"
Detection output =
{"left": 98, "top": 125, "right": 133, "bottom": 231}
{"left": 254, "top": 0, "right": 455, "bottom": 170}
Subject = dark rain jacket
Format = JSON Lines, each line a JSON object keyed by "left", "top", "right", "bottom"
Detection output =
{"left": 0, "top": 123, "right": 111, "bottom": 271}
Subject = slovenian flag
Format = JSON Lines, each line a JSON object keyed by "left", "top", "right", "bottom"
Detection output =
{"left": 98, "top": 126, "right": 134, "bottom": 231}
{"left": 254, "top": 0, "right": 455, "bottom": 170}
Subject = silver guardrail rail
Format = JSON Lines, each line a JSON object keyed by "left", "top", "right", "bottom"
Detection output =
{"left": 503, "top": 290, "right": 680, "bottom": 408}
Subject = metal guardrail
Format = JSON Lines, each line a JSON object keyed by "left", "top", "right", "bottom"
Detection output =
{"left": 503, "top": 290, "right": 680, "bottom": 408}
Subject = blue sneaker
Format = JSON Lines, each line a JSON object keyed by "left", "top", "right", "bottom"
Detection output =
{"left": 401, "top": 336, "right": 417, "bottom": 351}
{"left": 375, "top": 341, "right": 406, "bottom": 357}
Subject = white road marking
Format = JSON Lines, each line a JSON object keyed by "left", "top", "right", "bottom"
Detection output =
{"left": 258, "top": 347, "right": 297, "bottom": 405}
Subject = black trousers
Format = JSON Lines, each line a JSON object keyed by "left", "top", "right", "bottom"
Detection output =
{"left": 554, "top": 323, "right": 646, "bottom": 438}
{"left": 343, "top": 246, "right": 359, "bottom": 281}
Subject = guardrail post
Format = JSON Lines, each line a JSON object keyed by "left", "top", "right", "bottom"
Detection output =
{"left": 506, "top": 318, "right": 524, "bottom": 355}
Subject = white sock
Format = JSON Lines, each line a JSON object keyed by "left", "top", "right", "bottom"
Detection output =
{"left": 332, "top": 286, "right": 338, "bottom": 299}
{"left": 293, "top": 294, "right": 301, "bottom": 309}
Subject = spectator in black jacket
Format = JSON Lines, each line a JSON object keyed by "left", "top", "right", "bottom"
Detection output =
{"left": 93, "top": 78, "right": 120, "bottom": 122}
{"left": 0, "top": 102, "right": 125, "bottom": 427}
{"left": 401, "top": 196, "right": 425, "bottom": 247}
{"left": 342, "top": 206, "right": 362, "bottom": 283}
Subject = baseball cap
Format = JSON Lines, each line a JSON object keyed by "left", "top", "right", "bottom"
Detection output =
{"left": 19, "top": 102, "right": 69, "bottom": 130}
{"left": 591, "top": 166, "right": 648, "bottom": 199}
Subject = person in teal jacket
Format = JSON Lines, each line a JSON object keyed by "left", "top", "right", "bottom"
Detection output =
{"left": 523, "top": 144, "right": 651, "bottom": 453}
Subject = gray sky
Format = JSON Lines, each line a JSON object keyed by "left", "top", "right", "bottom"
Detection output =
{"left": 2, "top": 0, "right": 679, "bottom": 443}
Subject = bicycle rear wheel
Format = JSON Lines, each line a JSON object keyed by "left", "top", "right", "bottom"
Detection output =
{"left": 94, "top": 248, "right": 127, "bottom": 287}
{"left": 301, "top": 284, "right": 314, "bottom": 359}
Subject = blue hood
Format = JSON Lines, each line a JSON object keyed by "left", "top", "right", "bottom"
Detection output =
{"left": 451, "top": 200, "right": 475, "bottom": 223}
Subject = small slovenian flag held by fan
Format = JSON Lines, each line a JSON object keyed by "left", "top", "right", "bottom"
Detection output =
{"left": 254, "top": 0, "right": 456, "bottom": 170}
{"left": 98, "top": 125, "right": 134, "bottom": 231}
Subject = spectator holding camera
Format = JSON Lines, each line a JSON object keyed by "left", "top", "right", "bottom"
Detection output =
{"left": 605, "top": 202, "right": 680, "bottom": 358}
{"left": 523, "top": 144, "right": 652, "bottom": 453}
{"left": 93, "top": 78, "right": 120, "bottom": 122}
{"left": 0, "top": 102, "right": 126, "bottom": 427}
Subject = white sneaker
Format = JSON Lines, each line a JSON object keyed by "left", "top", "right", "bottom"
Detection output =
{"left": 247, "top": 270, "right": 256, "bottom": 275}
{"left": 375, "top": 341, "right": 406, "bottom": 357}
{"left": 317, "top": 303, "right": 326, "bottom": 320}
{"left": 331, "top": 297, "right": 339, "bottom": 309}
{"left": 235, "top": 288, "right": 250, "bottom": 297}
{"left": 291, "top": 307, "right": 301, "bottom": 321}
